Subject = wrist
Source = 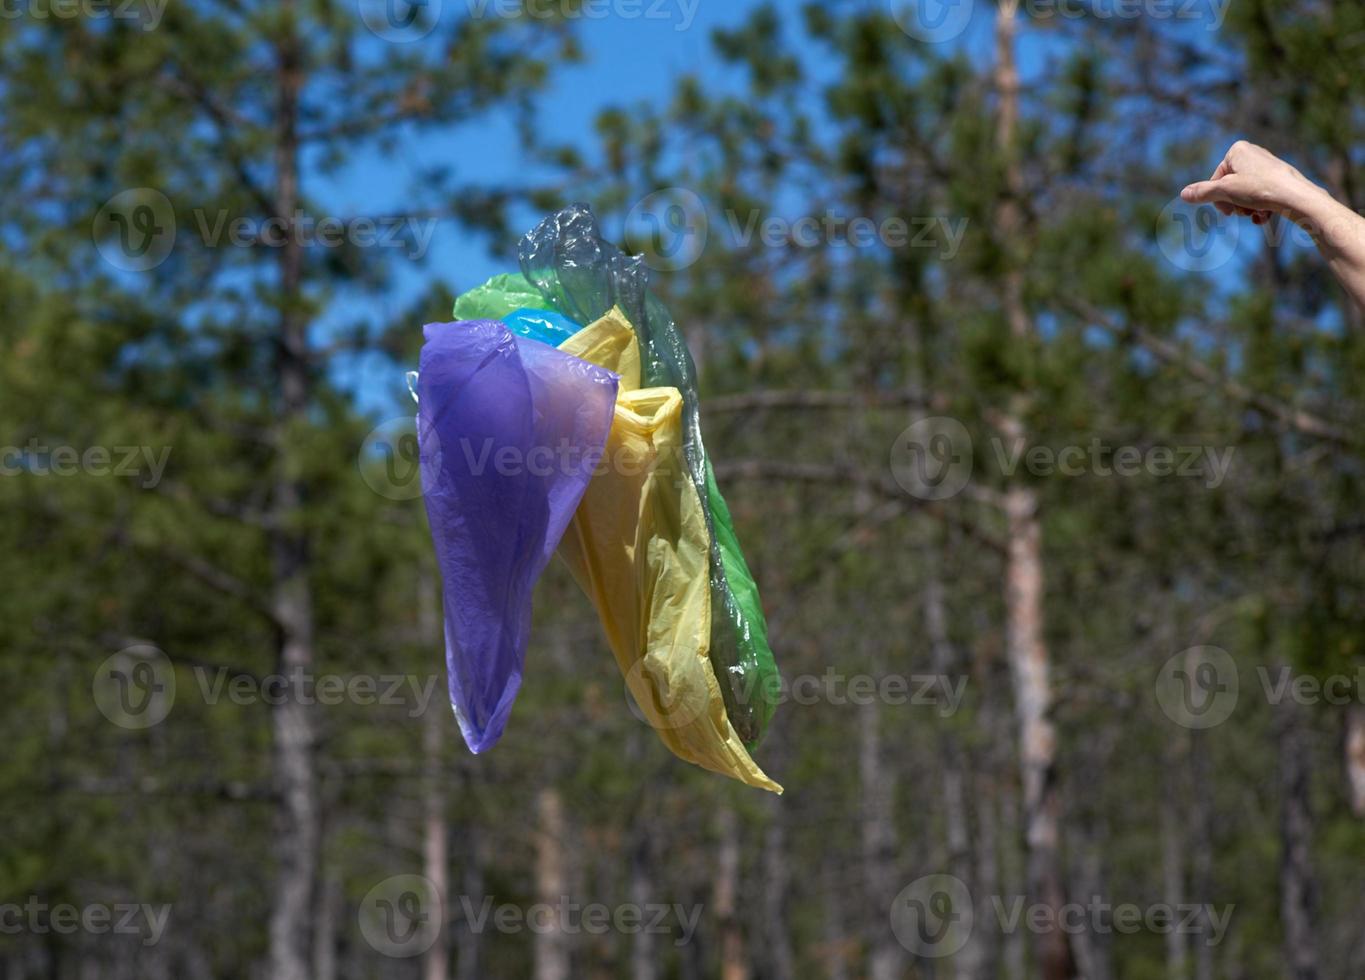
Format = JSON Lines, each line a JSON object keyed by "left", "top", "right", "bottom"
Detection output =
{"left": 1280, "top": 176, "right": 1336, "bottom": 224}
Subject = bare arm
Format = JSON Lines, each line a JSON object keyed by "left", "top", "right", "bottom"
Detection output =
{"left": 1182, "top": 141, "right": 1365, "bottom": 312}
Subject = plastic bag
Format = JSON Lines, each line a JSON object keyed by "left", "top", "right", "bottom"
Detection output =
{"left": 452, "top": 272, "right": 551, "bottom": 322}
{"left": 519, "top": 205, "right": 780, "bottom": 746}
{"left": 556, "top": 311, "right": 781, "bottom": 792}
{"left": 503, "top": 307, "right": 581, "bottom": 347}
{"left": 418, "top": 319, "right": 618, "bottom": 753}
{"left": 558, "top": 307, "right": 641, "bottom": 387}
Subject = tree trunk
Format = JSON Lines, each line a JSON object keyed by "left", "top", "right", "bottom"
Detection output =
{"left": 1189, "top": 732, "right": 1214, "bottom": 980}
{"left": 1160, "top": 745, "right": 1188, "bottom": 980}
{"left": 312, "top": 874, "right": 340, "bottom": 980}
{"left": 1002, "top": 482, "right": 1072, "bottom": 980}
{"left": 1069, "top": 743, "right": 1112, "bottom": 980}
{"left": 535, "top": 787, "right": 571, "bottom": 980}
{"left": 715, "top": 804, "right": 747, "bottom": 980}
{"left": 266, "top": 4, "right": 319, "bottom": 977}
{"left": 762, "top": 787, "right": 795, "bottom": 980}
{"left": 998, "top": 769, "right": 1028, "bottom": 980}
{"left": 680, "top": 886, "right": 708, "bottom": 980}
{"left": 455, "top": 769, "right": 484, "bottom": 980}
{"left": 974, "top": 633, "right": 1008, "bottom": 980}
{"left": 993, "top": 3, "right": 1073, "bottom": 977}
{"left": 975, "top": 768, "right": 1003, "bottom": 980}
{"left": 268, "top": 581, "right": 317, "bottom": 980}
{"left": 925, "top": 566, "right": 984, "bottom": 980}
{"left": 1346, "top": 704, "right": 1365, "bottom": 818}
{"left": 821, "top": 856, "right": 850, "bottom": 980}
{"left": 623, "top": 727, "right": 657, "bottom": 980}
{"left": 1277, "top": 703, "right": 1319, "bottom": 980}
{"left": 421, "top": 570, "right": 451, "bottom": 980}
{"left": 859, "top": 701, "right": 902, "bottom": 980}
{"left": 421, "top": 725, "right": 449, "bottom": 980}
{"left": 630, "top": 827, "right": 657, "bottom": 980}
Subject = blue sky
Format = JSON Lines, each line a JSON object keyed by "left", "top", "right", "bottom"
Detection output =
{"left": 324, "top": 0, "right": 784, "bottom": 410}
{"left": 322, "top": 0, "right": 1049, "bottom": 410}
{"left": 318, "top": 0, "right": 1257, "bottom": 412}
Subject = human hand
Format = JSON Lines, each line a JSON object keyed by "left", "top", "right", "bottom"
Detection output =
{"left": 1180, "top": 141, "right": 1365, "bottom": 312}
{"left": 1180, "top": 141, "right": 1324, "bottom": 225}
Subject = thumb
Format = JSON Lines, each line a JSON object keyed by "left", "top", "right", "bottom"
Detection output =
{"left": 1180, "top": 179, "right": 1226, "bottom": 204}
{"left": 1181, "top": 174, "right": 1253, "bottom": 206}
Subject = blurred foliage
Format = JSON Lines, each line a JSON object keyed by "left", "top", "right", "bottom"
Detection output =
{"left": 1, "top": 0, "right": 1364, "bottom": 977}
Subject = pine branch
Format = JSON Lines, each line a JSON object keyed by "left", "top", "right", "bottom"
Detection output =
{"left": 704, "top": 386, "right": 938, "bottom": 414}
{"left": 1069, "top": 299, "right": 1355, "bottom": 446}
{"left": 714, "top": 458, "right": 1006, "bottom": 553}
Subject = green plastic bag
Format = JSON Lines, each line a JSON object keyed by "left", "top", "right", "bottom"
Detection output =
{"left": 452, "top": 272, "right": 551, "bottom": 322}
{"left": 518, "top": 204, "right": 780, "bottom": 746}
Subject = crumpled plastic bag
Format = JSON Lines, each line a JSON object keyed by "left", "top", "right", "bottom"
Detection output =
{"left": 556, "top": 310, "right": 781, "bottom": 792}
{"left": 519, "top": 205, "right": 780, "bottom": 746}
{"left": 558, "top": 306, "right": 642, "bottom": 391}
{"left": 452, "top": 272, "right": 550, "bottom": 322}
{"left": 418, "top": 319, "right": 618, "bottom": 753}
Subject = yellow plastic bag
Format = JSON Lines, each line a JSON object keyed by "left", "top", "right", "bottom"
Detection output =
{"left": 560, "top": 307, "right": 642, "bottom": 389}
{"left": 558, "top": 310, "right": 781, "bottom": 792}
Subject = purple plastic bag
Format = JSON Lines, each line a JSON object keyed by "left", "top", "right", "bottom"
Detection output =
{"left": 418, "top": 320, "right": 618, "bottom": 753}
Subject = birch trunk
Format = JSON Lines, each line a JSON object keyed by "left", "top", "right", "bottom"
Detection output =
{"left": 993, "top": 3, "right": 1073, "bottom": 976}
{"left": 1004, "top": 476, "right": 1071, "bottom": 980}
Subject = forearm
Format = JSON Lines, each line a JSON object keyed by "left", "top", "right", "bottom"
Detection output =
{"left": 1286, "top": 181, "right": 1365, "bottom": 311}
